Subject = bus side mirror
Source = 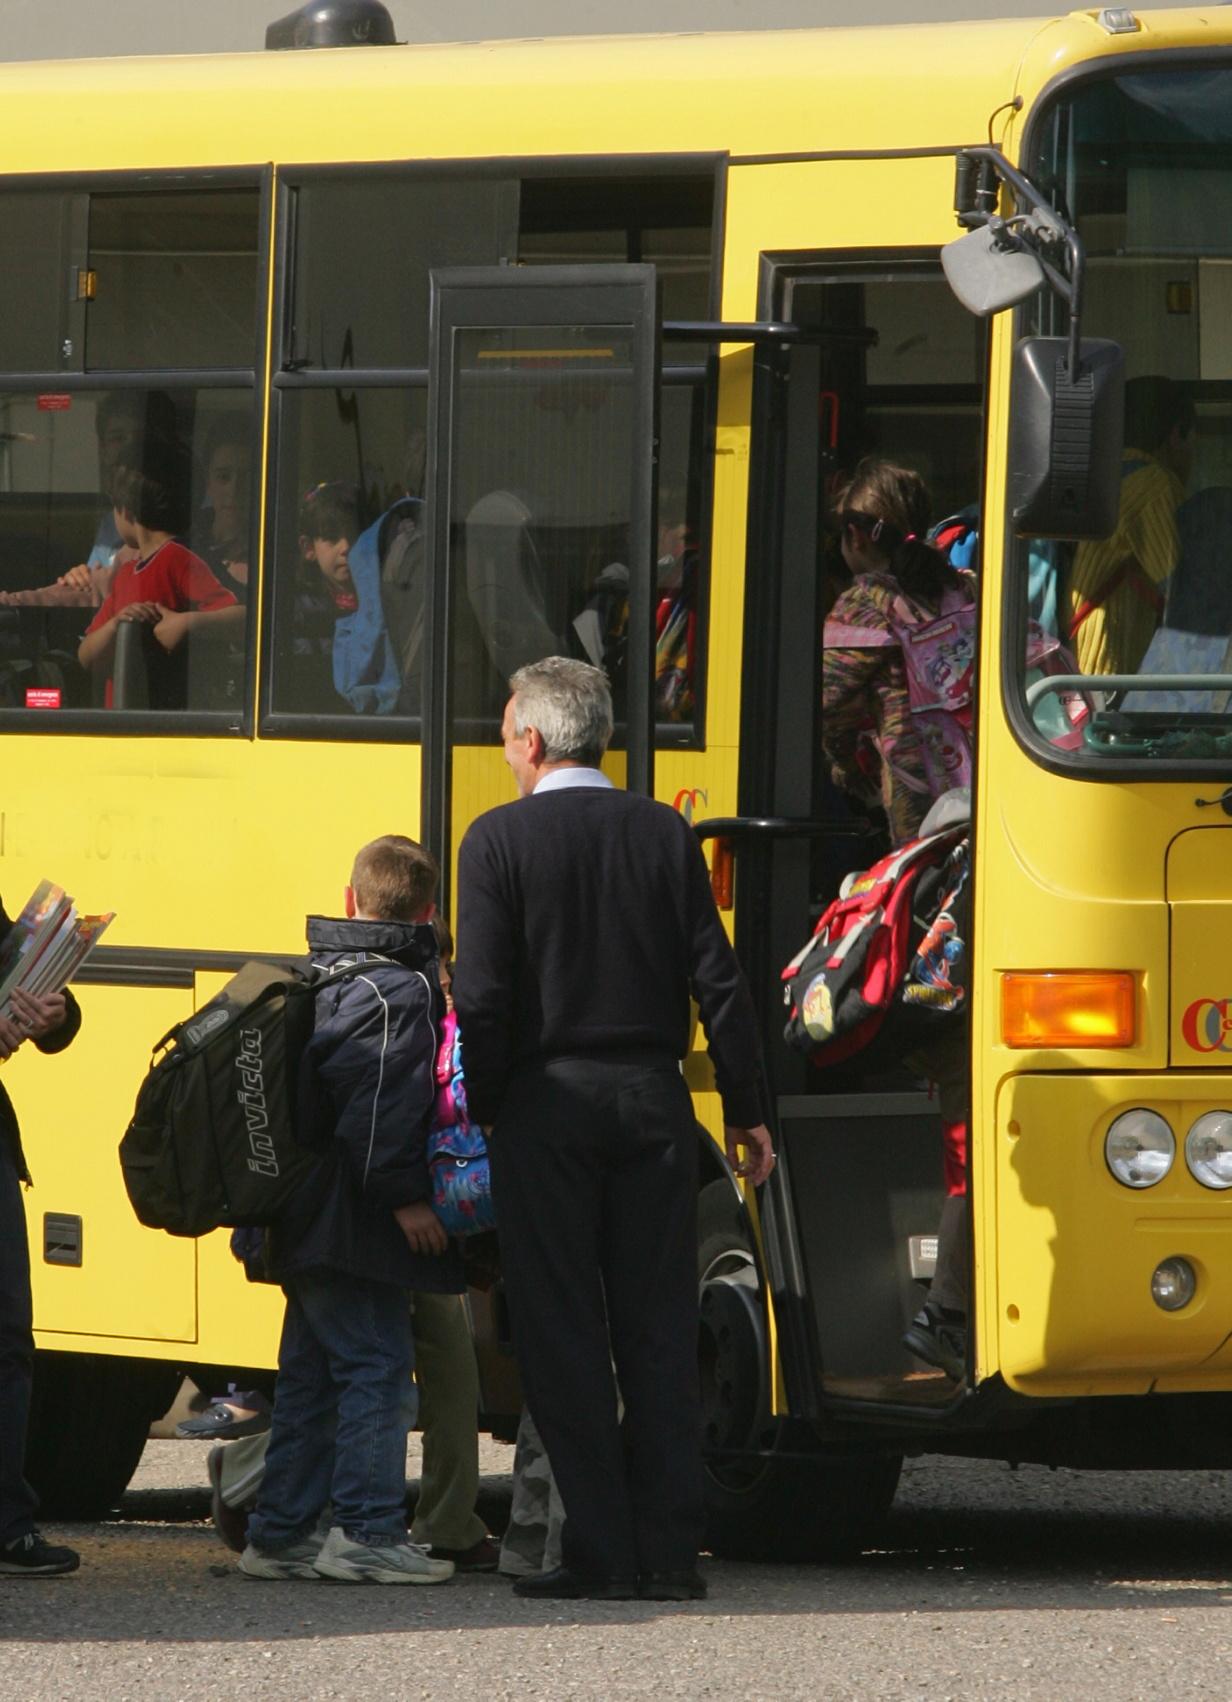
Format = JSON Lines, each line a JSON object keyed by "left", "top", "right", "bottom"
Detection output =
{"left": 941, "top": 224, "right": 1046, "bottom": 317}
{"left": 1008, "top": 337, "right": 1125, "bottom": 539}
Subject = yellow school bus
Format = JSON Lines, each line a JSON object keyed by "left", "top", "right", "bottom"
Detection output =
{"left": 4, "top": 2, "right": 1232, "bottom": 1548}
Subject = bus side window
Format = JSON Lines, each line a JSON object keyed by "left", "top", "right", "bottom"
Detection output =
{"left": 0, "top": 181, "right": 261, "bottom": 725}
{"left": 268, "top": 390, "right": 428, "bottom": 724}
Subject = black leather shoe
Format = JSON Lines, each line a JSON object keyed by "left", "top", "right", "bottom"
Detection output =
{"left": 639, "top": 1569, "right": 707, "bottom": 1601}
{"left": 512, "top": 1565, "right": 638, "bottom": 1601}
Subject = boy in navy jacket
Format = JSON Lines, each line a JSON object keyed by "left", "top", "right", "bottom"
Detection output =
{"left": 240, "top": 835, "right": 458, "bottom": 1585}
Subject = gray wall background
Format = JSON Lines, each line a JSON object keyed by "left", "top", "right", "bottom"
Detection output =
{"left": 0, "top": 0, "right": 1198, "bottom": 61}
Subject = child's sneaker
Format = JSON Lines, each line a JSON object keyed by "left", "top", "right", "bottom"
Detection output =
{"left": 312, "top": 1526, "right": 455, "bottom": 1585}
{"left": 238, "top": 1528, "right": 327, "bottom": 1580}
{"left": 0, "top": 1531, "right": 79, "bottom": 1576}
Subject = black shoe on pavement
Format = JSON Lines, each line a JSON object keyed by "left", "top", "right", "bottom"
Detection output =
{"left": 177, "top": 1402, "right": 270, "bottom": 1442}
{"left": 512, "top": 1564, "right": 638, "bottom": 1601}
{"left": 0, "top": 1531, "right": 80, "bottom": 1576}
{"left": 427, "top": 1534, "right": 500, "bottom": 1573}
{"left": 901, "top": 1299, "right": 967, "bottom": 1381}
{"left": 639, "top": 1569, "right": 707, "bottom": 1601}
{"left": 207, "top": 1445, "right": 250, "bottom": 1555}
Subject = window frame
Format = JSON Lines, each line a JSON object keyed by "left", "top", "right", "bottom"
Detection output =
{"left": 0, "top": 164, "right": 270, "bottom": 739}
{"left": 260, "top": 154, "right": 724, "bottom": 748}
{"left": 740, "top": 245, "right": 989, "bottom": 821}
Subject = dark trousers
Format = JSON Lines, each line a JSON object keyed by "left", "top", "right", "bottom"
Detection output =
{"left": 490, "top": 1055, "right": 704, "bottom": 1581}
{"left": 0, "top": 1152, "right": 38, "bottom": 1545}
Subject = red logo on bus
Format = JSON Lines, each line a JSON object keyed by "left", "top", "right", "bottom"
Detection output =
{"left": 1181, "top": 997, "right": 1232, "bottom": 1053}
{"left": 673, "top": 787, "right": 708, "bottom": 823}
{"left": 24, "top": 687, "right": 62, "bottom": 709}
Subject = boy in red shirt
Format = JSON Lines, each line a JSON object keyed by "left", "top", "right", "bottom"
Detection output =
{"left": 78, "top": 451, "right": 242, "bottom": 706}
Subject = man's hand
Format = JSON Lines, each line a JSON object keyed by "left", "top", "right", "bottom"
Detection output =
{"left": 394, "top": 1199, "right": 449, "bottom": 1256}
{"left": 10, "top": 987, "right": 68, "bottom": 1041}
{"left": 0, "top": 1013, "right": 25, "bottom": 1062}
{"left": 724, "top": 1123, "right": 776, "bottom": 1188}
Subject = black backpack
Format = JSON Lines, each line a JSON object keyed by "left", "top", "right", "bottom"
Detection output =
{"left": 119, "top": 957, "right": 384, "bottom": 1238}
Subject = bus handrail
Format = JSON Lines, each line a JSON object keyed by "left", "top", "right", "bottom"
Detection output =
{"left": 693, "top": 816, "right": 845, "bottom": 844}
{"left": 1026, "top": 673, "right": 1232, "bottom": 707}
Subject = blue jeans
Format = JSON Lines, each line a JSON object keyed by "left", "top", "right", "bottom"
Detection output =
{"left": 247, "top": 1270, "right": 416, "bottom": 1549}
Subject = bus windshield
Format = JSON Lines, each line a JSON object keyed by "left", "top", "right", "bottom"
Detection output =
{"left": 1014, "top": 65, "right": 1232, "bottom": 766}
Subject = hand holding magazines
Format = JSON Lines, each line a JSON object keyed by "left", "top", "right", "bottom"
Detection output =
{"left": 0, "top": 880, "right": 113, "bottom": 1022}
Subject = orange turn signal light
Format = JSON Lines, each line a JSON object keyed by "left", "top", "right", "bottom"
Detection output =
{"left": 710, "top": 837, "right": 734, "bottom": 911}
{"left": 1001, "top": 971, "right": 1136, "bottom": 1050}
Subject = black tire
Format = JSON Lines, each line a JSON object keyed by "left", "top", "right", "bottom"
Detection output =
{"left": 25, "top": 1352, "right": 182, "bottom": 1519}
{"left": 697, "top": 1179, "right": 902, "bottom": 1561}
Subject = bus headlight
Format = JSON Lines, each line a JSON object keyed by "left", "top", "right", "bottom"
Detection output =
{"left": 1105, "top": 1109, "right": 1174, "bottom": 1188}
{"left": 1151, "top": 1258, "right": 1196, "bottom": 1312}
{"left": 1185, "top": 1112, "right": 1232, "bottom": 1190}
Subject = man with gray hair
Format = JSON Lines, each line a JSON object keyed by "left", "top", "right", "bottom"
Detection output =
{"left": 453, "top": 656, "right": 773, "bottom": 1603}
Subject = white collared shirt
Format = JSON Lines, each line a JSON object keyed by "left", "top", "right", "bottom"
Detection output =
{"left": 532, "top": 766, "right": 614, "bottom": 795}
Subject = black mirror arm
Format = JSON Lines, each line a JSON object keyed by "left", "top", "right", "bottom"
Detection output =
{"left": 956, "top": 145, "right": 1088, "bottom": 378}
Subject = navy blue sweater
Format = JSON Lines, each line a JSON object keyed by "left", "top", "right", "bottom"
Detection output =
{"left": 453, "top": 786, "right": 763, "bottom": 1128}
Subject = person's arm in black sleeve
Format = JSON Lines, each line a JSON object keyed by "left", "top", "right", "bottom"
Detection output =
{"left": 680, "top": 823, "right": 762, "bottom": 1126}
{"left": 452, "top": 820, "right": 517, "bottom": 1128}
{"left": 679, "top": 819, "right": 776, "bottom": 1186}
{"left": 29, "top": 988, "right": 81, "bottom": 1055}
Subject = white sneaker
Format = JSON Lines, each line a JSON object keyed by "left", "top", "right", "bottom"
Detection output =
{"left": 238, "top": 1529, "right": 326, "bottom": 1580}
{"left": 312, "top": 1525, "right": 455, "bottom": 1585}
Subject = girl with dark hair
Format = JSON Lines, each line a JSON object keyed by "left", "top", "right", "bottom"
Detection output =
{"left": 822, "top": 458, "right": 971, "bottom": 847}
{"left": 823, "top": 459, "right": 974, "bottom": 1380}
{"left": 195, "top": 412, "right": 252, "bottom": 604}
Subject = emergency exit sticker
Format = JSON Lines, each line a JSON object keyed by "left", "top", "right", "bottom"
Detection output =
{"left": 36, "top": 395, "right": 72, "bottom": 412}
{"left": 25, "top": 688, "right": 62, "bottom": 709}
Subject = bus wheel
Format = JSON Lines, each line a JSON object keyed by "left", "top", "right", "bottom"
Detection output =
{"left": 25, "top": 1352, "right": 182, "bottom": 1520}
{"left": 697, "top": 1179, "right": 902, "bottom": 1561}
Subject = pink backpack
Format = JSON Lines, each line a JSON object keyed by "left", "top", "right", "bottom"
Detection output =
{"left": 826, "top": 576, "right": 1090, "bottom": 798}
{"left": 826, "top": 582, "right": 976, "bottom": 798}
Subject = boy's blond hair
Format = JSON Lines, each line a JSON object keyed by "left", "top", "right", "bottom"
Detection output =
{"left": 350, "top": 834, "right": 438, "bottom": 922}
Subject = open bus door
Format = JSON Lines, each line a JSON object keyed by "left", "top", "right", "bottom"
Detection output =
{"left": 686, "top": 257, "right": 990, "bottom": 1558}
{"left": 420, "top": 263, "right": 660, "bottom": 1428}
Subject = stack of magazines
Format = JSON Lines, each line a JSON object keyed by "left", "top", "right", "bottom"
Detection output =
{"left": 0, "top": 881, "right": 114, "bottom": 1021}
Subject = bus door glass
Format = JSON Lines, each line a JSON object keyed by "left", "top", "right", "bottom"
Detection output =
{"left": 423, "top": 265, "right": 660, "bottom": 895}
{"left": 740, "top": 257, "right": 985, "bottom": 1411}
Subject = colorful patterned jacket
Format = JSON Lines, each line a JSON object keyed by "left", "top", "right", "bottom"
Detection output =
{"left": 823, "top": 571, "right": 941, "bottom": 848}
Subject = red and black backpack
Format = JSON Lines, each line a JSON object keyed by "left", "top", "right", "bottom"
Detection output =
{"left": 781, "top": 826, "right": 969, "bottom": 1069}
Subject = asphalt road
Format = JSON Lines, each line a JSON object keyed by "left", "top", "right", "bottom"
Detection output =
{"left": 3, "top": 1439, "right": 1232, "bottom": 1700}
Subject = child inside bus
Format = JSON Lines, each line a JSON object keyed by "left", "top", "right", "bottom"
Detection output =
{"left": 193, "top": 413, "right": 252, "bottom": 606}
{"left": 822, "top": 460, "right": 971, "bottom": 1380}
{"left": 822, "top": 458, "right": 970, "bottom": 847}
{"left": 284, "top": 480, "right": 361, "bottom": 714}
{"left": 77, "top": 449, "right": 242, "bottom": 708}
{"left": 65, "top": 390, "right": 179, "bottom": 597}
{"left": 0, "top": 391, "right": 176, "bottom": 615}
